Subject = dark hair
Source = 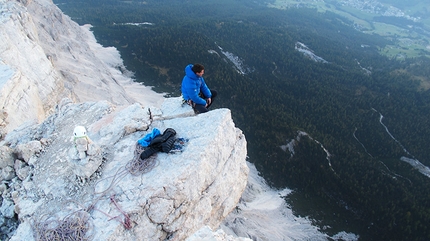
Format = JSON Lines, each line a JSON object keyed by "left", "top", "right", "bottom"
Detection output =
{"left": 191, "top": 63, "right": 205, "bottom": 74}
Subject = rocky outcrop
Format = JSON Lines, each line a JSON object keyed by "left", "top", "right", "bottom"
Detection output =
{"left": 0, "top": 0, "right": 66, "bottom": 135}
{"left": 0, "top": 0, "right": 164, "bottom": 136}
{"left": 0, "top": 0, "right": 250, "bottom": 240}
{"left": 187, "top": 226, "right": 252, "bottom": 241}
{"left": 2, "top": 97, "right": 248, "bottom": 240}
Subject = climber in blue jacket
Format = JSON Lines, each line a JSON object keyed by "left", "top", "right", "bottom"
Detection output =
{"left": 181, "top": 63, "right": 217, "bottom": 114}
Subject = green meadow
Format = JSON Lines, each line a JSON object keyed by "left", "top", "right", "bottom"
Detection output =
{"left": 270, "top": 0, "right": 430, "bottom": 58}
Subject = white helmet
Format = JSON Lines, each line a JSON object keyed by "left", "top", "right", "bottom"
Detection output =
{"left": 73, "top": 126, "right": 87, "bottom": 137}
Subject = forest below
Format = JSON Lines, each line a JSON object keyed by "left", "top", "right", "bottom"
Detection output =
{"left": 54, "top": 0, "right": 430, "bottom": 240}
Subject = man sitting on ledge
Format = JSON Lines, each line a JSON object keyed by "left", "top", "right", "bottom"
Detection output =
{"left": 181, "top": 63, "right": 217, "bottom": 114}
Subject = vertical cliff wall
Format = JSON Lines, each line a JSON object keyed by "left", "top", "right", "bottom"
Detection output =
{"left": 0, "top": 0, "right": 66, "bottom": 135}
{"left": 0, "top": 0, "right": 164, "bottom": 136}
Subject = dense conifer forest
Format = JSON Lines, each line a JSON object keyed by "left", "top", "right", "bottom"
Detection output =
{"left": 54, "top": 0, "right": 430, "bottom": 240}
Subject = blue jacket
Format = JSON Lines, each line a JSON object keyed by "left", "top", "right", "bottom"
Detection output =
{"left": 137, "top": 128, "right": 160, "bottom": 147}
{"left": 181, "top": 64, "right": 212, "bottom": 106}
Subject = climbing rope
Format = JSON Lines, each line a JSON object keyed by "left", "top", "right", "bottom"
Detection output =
{"left": 33, "top": 211, "right": 93, "bottom": 241}
{"left": 125, "top": 142, "right": 158, "bottom": 176}
{"left": 32, "top": 138, "right": 188, "bottom": 240}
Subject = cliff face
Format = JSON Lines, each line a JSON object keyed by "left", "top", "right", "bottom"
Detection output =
{"left": 0, "top": 0, "right": 164, "bottom": 136}
{"left": 0, "top": 0, "right": 249, "bottom": 240}
{"left": 0, "top": 0, "right": 66, "bottom": 135}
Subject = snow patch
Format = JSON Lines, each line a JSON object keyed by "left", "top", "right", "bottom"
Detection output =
{"left": 216, "top": 45, "right": 252, "bottom": 75}
{"left": 295, "top": 42, "right": 328, "bottom": 63}
{"left": 113, "top": 22, "right": 154, "bottom": 26}
{"left": 400, "top": 157, "right": 430, "bottom": 178}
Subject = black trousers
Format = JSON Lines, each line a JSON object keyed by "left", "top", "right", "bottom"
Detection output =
{"left": 194, "top": 90, "right": 217, "bottom": 113}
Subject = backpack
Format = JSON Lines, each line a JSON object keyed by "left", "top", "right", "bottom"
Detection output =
{"left": 139, "top": 128, "right": 177, "bottom": 160}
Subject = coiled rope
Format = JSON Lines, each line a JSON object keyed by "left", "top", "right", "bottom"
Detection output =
{"left": 32, "top": 142, "right": 165, "bottom": 240}
{"left": 125, "top": 142, "right": 158, "bottom": 175}
{"left": 33, "top": 211, "right": 93, "bottom": 241}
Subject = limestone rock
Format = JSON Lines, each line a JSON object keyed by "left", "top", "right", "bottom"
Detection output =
{"left": 14, "top": 141, "right": 42, "bottom": 163}
{"left": 0, "top": 0, "right": 249, "bottom": 240}
{"left": 0, "top": 146, "right": 14, "bottom": 168}
{"left": 0, "top": 0, "right": 66, "bottom": 134}
{"left": 14, "top": 160, "right": 30, "bottom": 181}
{"left": 1, "top": 166, "right": 15, "bottom": 181}
{"left": 186, "top": 226, "right": 252, "bottom": 241}
{"left": 0, "top": 198, "right": 15, "bottom": 219}
{"left": 0, "top": 0, "right": 164, "bottom": 136}
{"left": 4, "top": 98, "right": 248, "bottom": 241}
